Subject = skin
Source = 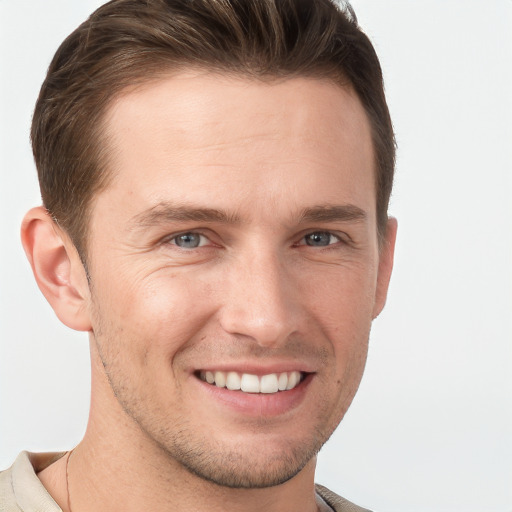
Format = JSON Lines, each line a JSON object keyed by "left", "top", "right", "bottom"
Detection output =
{"left": 23, "top": 72, "right": 396, "bottom": 512}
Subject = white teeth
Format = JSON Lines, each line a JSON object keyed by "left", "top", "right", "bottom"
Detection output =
{"left": 278, "top": 372, "right": 288, "bottom": 391}
{"left": 214, "top": 371, "right": 226, "bottom": 388}
{"left": 286, "top": 371, "right": 299, "bottom": 390}
{"left": 291, "top": 371, "right": 302, "bottom": 387}
{"left": 260, "top": 374, "right": 279, "bottom": 394}
{"left": 200, "top": 370, "right": 303, "bottom": 394}
{"left": 241, "top": 373, "right": 260, "bottom": 393}
{"left": 226, "top": 371, "right": 241, "bottom": 390}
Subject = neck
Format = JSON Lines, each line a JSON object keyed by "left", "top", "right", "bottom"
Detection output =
{"left": 58, "top": 355, "right": 321, "bottom": 512}
{"left": 67, "top": 431, "right": 319, "bottom": 512}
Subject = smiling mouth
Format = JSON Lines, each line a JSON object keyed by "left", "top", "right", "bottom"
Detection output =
{"left": 197, "top": 370, "right": 305, "bottom": 394}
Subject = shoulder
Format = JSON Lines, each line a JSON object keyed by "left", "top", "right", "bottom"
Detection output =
{"left": 315, "top": 484, "right": 373, "bottom": 512}
{"left": 0, "top": 456, "right": 22, "bottom": 512}
{"left": 0, "top": 452, "right": 63, "bottom": 512}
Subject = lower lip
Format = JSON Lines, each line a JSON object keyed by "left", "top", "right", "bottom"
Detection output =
{"left": 193, "top": 374, "right": 313, "bottom": 418}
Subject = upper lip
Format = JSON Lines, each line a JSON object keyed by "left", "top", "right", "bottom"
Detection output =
{"left": 192, "top": 362, "right": 316, "bottom": 376}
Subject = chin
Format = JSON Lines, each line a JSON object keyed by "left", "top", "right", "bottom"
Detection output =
{"left": 163, "top": 437, "right": 321, "bottom": 489}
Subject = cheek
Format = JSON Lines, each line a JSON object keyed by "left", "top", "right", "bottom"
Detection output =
{"left": 300, "top": 259, "right": 378, "bottom": 328}
{"left": 298, "top": 263, "right": 375, "bottom": 385}
{"left": 91, "top": 269, "right": 217, "bottom": 358}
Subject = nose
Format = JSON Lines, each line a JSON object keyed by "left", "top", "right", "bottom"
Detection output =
{"left": 219, "top": 251, "right": 300, "bottom": 348}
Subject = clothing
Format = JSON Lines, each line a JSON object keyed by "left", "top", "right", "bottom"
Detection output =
{"left": 1, "top": 452, "right": 372, "bottom": 512}
{"left": 316, "top": 484, "right": 372, "bottom": 512}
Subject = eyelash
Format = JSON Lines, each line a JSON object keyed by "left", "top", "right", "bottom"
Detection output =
{"left": 164, "top": 230, "right": 346, "bottom": 250}
{"left": 166, "top": 232, "right": 211, "bottom": 249}
{"left": 296, "top": 232, "right": 343, "bottom": 248}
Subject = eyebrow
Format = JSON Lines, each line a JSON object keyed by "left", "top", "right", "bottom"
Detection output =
{"left": 129, "top": 202, "right": 241, "bottom": 229}
{"left": 298, "top": 204, "right": 367, "bottom": 224}
{"left": 128, "top": 202, "right": 367, "bottom": 230}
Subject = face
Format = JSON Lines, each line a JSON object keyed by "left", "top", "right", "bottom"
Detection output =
{"left": 84, "top": 72, "right": 394, "bottom": 488}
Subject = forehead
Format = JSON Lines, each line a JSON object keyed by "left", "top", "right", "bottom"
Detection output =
{"left": 97, "top": 71, "right": 375, "bottom": 224}
{"left": 106, "top": 71, "right": 371, "bottom": 157}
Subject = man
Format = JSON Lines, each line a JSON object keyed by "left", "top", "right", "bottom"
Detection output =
{"left": 0, "top": 0, "right": 396, "bottom": 510}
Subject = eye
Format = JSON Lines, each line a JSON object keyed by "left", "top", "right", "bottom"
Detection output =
{"left": 301, "top": 231, "right": 340, "bottom": 247}
{"left": 170, "top": 232, "right": 209, "bottom": 249}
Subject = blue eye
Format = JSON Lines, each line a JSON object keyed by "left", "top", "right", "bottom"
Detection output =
{"left": 172, "top": 232, "right": 206, "bottom": 249}
{"left": 304, "top": 232, "right": 338, "bottom": 247}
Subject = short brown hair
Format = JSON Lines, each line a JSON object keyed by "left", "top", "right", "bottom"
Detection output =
{"left": 32, "top": 0, "right": 395, "bottom": 259}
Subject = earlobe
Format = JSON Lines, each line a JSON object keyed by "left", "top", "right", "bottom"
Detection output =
{"left": 21, "top": 206, "right": 92, "bottom": 331}
{"left": 372, "top": 217, "right": 398, "bottom": 319}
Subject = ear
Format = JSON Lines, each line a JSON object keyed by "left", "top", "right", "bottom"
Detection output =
{"left": 372, "top": 217, "right": 398, "bottom": 319}
{"left": 21, "top": 206, "right": 92, "bottom": 331}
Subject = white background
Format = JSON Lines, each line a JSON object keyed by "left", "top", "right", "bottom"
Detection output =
{"left": 1, "top": 1, "right": 511, "bottom": 511}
